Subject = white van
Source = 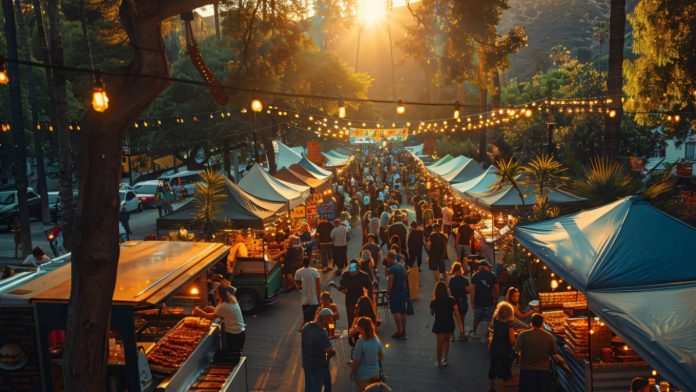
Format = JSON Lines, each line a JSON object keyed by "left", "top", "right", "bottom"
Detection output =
{"left": 157, "top": 170, "right": 202, "bottom": 197}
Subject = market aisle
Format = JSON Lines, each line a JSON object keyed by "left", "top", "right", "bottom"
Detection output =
{"left": 244, "top": 207, "right": 492, "bottom": 391}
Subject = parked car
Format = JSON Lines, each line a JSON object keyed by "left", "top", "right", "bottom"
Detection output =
{"left": 48, "top": 190, "right": 79, "bottom": 223}
{"left": 158, "top": 170, "right": 202, "bottom": 198}
{"left": 133, "top": 180, "right": 173, "bottom": 209}
{"left": 0, "top": 189, "right": 41, "bottom": 229}
{"left": 119, "top": 190, "right": 142, "bottom": 213}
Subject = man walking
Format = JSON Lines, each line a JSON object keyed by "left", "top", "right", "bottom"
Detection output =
{"left": 340, "top": 260, "right": 373, "bottom": 328}
{"left": 295, "top": 258, "right": 322, "bottom": 332}
{"left": 302, "top": 308, "right": 336, "bottom": 392}
{"left": 317, "top": 216, "right": 334, "bottom": 273}
{"left": 471, "top": 260, "right": 499, "bottom": 342}
{"left": 426, "top": 223, "right": 448, "bottom": 281}
{"left": 330, "top": 219, "right": 349, "bottom": 271}
{"left": 514, "top": 313, "right": 568, "bottom": 392}
{"left": 386, "top": 252, "right": 408, "bottom": 340}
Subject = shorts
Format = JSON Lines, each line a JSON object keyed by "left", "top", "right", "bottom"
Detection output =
{"left": 389, "top": 292, "right": 407, "bottom": 314}
{"left": 456, "top": 245, "right": 471, "bottom": 260}
{"left": 455, "top": 300, "right": 468, "bottom": 317}
{"left": 474, "top": 306, "right": 494, "bottom": 322}
{"left": 428, "top": 257, "right": 445, "bottom": 273}
{"left": 302, "top": 304, "right": 319, "bottom": 322}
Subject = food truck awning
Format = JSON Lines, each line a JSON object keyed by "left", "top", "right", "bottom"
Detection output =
{"left": 514, "top": 197, "right": 696, "bottom": 391}
{"left": 1, "top": 241, "right": 229, "bottom": 307}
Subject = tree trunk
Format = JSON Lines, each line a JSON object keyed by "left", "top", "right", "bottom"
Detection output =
{"left": 47, "top": 0, "right": 75, "bottom": 248}
{"left": 223, "top": 138, "right": 231, "bottom": 179}
{"left": 62, "top": 1, "right": 213, "bottom": 390}
{"left": 477, "top": 46, "right": 488, "bottom": 163}
{"left": 3, "top": 0, "right": 33, "bottom": 256}
{"left": 16, "top": 0, "right": 50, "bottom": 224}
{"left": 605, "top": 0, "right": 625, "bottom": 159}
{"left": 490, "top": 70, "right": 502, "bottom": 142}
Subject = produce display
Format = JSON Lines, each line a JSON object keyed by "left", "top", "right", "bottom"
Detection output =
{"left": 188, "top": 363, "right": 236, "bottom": 391}
{"left": 147, "top": 317, "right": 212, "bottom": 374}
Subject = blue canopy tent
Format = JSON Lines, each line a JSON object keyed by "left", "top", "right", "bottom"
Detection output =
{"left": 440, "top": 158, "right": 484, "bottom": 184}
{"left": 514, "top": 197, "right": 696, "bottom": 391}
{"left": 470, "top": 183, "right": 586, "bottom": 211}
{"left": 426, "top": 154, "right": 453, "bottom": 169}
{"left": 452, "top": 166, "right": 499, "bottom": 199}
{"left": 428, "top": 155, "right": 469, "bottom": 176}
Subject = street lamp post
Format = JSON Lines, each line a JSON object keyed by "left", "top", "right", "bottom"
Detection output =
{"left": 251, "top": 99, "right": 263, "bottom": 163}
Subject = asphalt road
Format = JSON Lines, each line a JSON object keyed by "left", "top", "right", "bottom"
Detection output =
{"left": 0, "top": 199, "right": 187, "bottom": 263}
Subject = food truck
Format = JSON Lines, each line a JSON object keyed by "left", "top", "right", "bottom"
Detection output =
{"left": 0, "top": 241, "right": 248, "bottom": 392}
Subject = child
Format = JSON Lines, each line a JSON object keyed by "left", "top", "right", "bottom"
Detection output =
{"left": 315, "top": 291, "right": 340, "bottom": 338}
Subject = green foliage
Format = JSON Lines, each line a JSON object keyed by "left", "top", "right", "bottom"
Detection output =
{"left": 523, "top": 153, "right": 568, "bottom": 197}
{"left": 493, "top": 156, "right": 527, "bottom": 204}
{"left": 625, "top": 0, "right": 695, "bottom": 136}
{"left": 573, "top": 156, "right": 640, "bottom": 206}
{"left": 194, "top": 169, "right": 227, "bottom": 240}
{"left": 434, "top": 135, "right": 478, "bottom": 158}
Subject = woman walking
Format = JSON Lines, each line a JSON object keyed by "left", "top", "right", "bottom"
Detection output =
{"left": 350, "top": 317, "right": 385, "bottom": 391}
{"left": 430, "top": 281, "right": 460, "bottom": 368}
{"left": 448, "top": 262, "right": 469, "bottom": 340}
{"left": 488, "top": 302, "right": 516, "bottom": 392}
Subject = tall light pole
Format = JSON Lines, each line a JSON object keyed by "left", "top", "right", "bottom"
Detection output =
{"left": 251, "top": 99, "right": 263, "bottom": 163}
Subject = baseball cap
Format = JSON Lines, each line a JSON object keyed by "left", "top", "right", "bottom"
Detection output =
{"left": 479, "top": 260, "right": 490, "bottom": 267}
{"left": 318, "top": 308, "right": 334, "bottom": 318}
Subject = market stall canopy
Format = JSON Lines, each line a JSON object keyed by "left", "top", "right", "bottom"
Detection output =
{"left": 470, "top": 183, "right": 585, "bottom": 210}
{"left": 322, "top": 150, "right": 351, "bottom": 167}
{"left": 452, "top": 166, "right": 499, "bottom": 198}
{"left": 514, "top": 197, "right": 696, "bottom": 390}
{"left": 274, "top": 167, "right": 328, "bottom": 191}
{"left": 440, "top": 157, "right": 484, "bottom": 184}
{"left": 238, "top": 164, "right": 308, "bottom": 208}
{"left": 405, "top": 144, "right": 424, "bottom": 156}
{"left": 274, "top": 140, "right": 304, "bottom": 170}
{"left": 426, "top": 154, "right": 453, "bottom": 169}
{"left": 0, "top": 241, "right": 229, "bottom": 307}
{"left": 157, "top": 178, "right": 285, "bottom": 230}
{"left": 428, "top": 155, "right": 469, "bottom": 176}
{"left": 298, "top": 156, "right": 332, "bottom": 179}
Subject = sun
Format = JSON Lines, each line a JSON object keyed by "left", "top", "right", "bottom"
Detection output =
{"left": 358, "top": 0, "right": 387, "bottom": 28}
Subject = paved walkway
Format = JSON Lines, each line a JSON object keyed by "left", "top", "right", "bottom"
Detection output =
{"left": 243, "top": 206, "right": 495, "bottom": 391}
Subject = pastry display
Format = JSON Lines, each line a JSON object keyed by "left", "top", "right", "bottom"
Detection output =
{"left": 539, "top": 291, "right": 586, "bottom": 309}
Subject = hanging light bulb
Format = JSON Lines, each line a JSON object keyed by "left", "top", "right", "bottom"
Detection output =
{"left": 91, "top": 71, "right": 109, "bottom": 112}
{"left": 251, "top": 98, "right": 263, "bottom": 113}
{"left": 396, "top": 100, "right": 406, "bottom": 115}
{"left": 453, "top": 101, "right": 461, "bottom": 119}
{"left": 338, "top": 99, "right": 346, "bottom": 119}
{"left": 550, "top": 279, "right": 559, "bottom": 290}
{"left": 0, "top": 56, "right": 9, "bottom": 85}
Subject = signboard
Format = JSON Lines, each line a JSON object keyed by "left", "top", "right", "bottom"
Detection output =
{"left": 423, "top": 137, "right": 435, "bottom": 156}
{"left": 305, "top": 204, "right": 318, "bottom": 216}
{"left": 306, "top": 141, "right": 324, "bottom": 164}
{"left": 349, "top": 128, "right": 409, "bottom": 144}
{"left": 291, "top": 205, "right": 306, "bottom": 219}
{"left": 0, "top": 307, "right": 42, "bottom": 391}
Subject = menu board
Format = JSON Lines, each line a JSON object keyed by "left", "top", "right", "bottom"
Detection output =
{"left": 0, "top": 307, "right": 41, "bottom": 392}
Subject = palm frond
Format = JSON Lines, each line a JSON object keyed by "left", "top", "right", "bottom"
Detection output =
{"left": 193, "top": 169, "right": 227, "bottom": 239}
{"left": 574, "top": 156, "right": 640, "bottom": 206}
{"left": 523, "top": 153, "right": 569, "bottom": 197}
{"left": 493, "top": 157, "right": 527, "bottom": 204}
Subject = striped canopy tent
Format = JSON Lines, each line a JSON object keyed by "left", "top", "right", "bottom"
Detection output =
{"left": 440, "top": 158, "right": 484, "bottom": 184}
{"left": 322, "top": 150, "right": 352, "bottom": 167}
{"left": 469, "top": 183, "right": 586, "bottom": 212}
{"left": 298, "top": 156, "right": 332, "bottom": 179}
{"left": 274, "top": 167, "right": 330, "bottom": 192}
{"left": 452, "top": 166, "right": 499, "bottom": 199}
{"left": 238, "top": 164, "right": 309, "bottom": 209}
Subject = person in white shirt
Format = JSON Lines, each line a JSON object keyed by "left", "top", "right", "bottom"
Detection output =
{"left": 295, "top": 258, "right": 322, "bottom": 331}
{"left": 194, "top": 285, "right": 246, "bottom": 352}
{"left": 23, "top": 246, "right": 51, "bottom": 267}
{"left": 330, "top": 219, "right": 349, "bottom": 270}
{"left": 227, "top": 234, "right": 249, "bottom": 270}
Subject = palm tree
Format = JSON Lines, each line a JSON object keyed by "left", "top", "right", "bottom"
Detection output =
{"left": 493, "top": 157, "right": 526, "bottom": 205}
{"left": 194, "top": 169, "right": 226, "bottom": 240}
{"left": 523, "top": 154, "right": 569, "bottom": 200}
{"left": 574, "top": 156, "right": 640, "bottom": 206}
{"left": 592, "top": 21, "right": 609, "bottom": 71}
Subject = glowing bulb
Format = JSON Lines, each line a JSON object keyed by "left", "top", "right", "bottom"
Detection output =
{"left": 190, "top": 287, "right": 199, "bottom": 295}
{"left": 251, "top": 99, "right": 263, "bottom": 113}
{"left": 396, "top": 100, "right": 406, "bottom": 115}
{"left": 609, "top": 110, "right": 617, "bottom": 118}
{"left": 550, "top": 279, "right": 559, "bottom": 290}
{"left": 0, "top": 66, "right": 8, "bottom": 85}
{"left": 651, "top": 370, "right": 657, "bottom": 377}
{"left": 525, "top": 109, "right": 533, "bottom": 117}
{"left": 338, "top": 104, "right": 346, "bottom": 119}
{"left": 92, "top": 86, "right": 109, "bottom": 112}
{"left": 453, "top": 101, "right": 461, "bottom": 119}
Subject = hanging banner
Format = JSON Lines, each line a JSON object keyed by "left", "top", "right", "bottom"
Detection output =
{"left": 349, "top": 128, "right": 408, "bottom": 144}
{"left": 423, "top": 137, "right": 436, "bottom": 156}
{"left": 307, "top": 141, "right": 325, "bottom": 164}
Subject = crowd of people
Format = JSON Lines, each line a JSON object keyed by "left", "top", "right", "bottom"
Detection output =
{"left": 287, "top": 147, "right": 568, "bottom": 392}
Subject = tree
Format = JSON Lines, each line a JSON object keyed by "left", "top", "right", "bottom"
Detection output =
{"left": 604, "top": 0, "right": 625, "bottom": 159}
{"left": 492, "top": 156, "right": 526, "bottom": 205}
{"left": 625, "top": 0, "right": 695, "bottom": 137}
{"left": 523, "top": 153, "right": 568, "bottom": 199}
{"left": 592, "top": 20, "right": 608, "bottom": 71}
{"left": 63, "top": 0, "right": 213, "bottom": 390}
{"left": 3, "top": 0, "right": 33, "bottom": 256}
{"left": 194, "top": 168, "right": 226, "bottom": 240}
{"left": 47, "top": 0, "right": 76, "bottom": 248}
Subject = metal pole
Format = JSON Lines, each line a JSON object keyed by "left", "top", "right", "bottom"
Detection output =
{"left": 253, "top": 111, "right": 259, "bottom": 163}
{"left": 354, "top": 28, "right": 362, "bottom": 72}
{"left": 128, "top": 153, "right": 133, "bottom": 185}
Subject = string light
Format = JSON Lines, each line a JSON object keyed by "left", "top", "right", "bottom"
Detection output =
{"left": 453, "top": 101, "right": 461, "bottom": 119}
{"left": 338, "top": 99, "right": 346, "bottom": 119}
{"left": 396, "top": 100, "right": 405, "bottom": 115}
{"left": 0, "top": 56, "right": 8, "bottom": 85}
{"left": 251, "top": 99, "right": 263, "bottom": 113}
{"left": 91, "top": 70, "right": 109, "bottom": 113}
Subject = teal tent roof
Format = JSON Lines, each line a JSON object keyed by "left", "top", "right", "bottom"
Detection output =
{"left": 298, "top": 156, "right": 332, "bottom": 178}
{"left": 452, "top": 166, "right": 499, "bottom": 199}
{"left": 426, "top": 154, "right": 453, "bottom": 169}
{"left": 429, "top": 155, "right": 469, "bottom": 176}
{"left": 470, "top": 183, "right": 585, "bottom": 210}
{"left": 440, "top": 158, "right": 484, "bottom": 183}
{"left": 514, "top": 197, "right": 696, "bottom": 390}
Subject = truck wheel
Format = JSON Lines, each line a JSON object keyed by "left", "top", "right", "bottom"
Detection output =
{"left": 237, "top": 289, "right": 262, "bottom": 314}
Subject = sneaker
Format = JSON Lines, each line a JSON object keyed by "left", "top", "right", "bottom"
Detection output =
{"left": 391, "top": 332, "right": 402, "bottom": 339}
{"left": 442, "top": 360, "right": 449, "bottom": 367}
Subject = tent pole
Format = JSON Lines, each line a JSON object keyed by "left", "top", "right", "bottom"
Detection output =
{"left": 587, "top": 308, "right": 594, "bottom": 391}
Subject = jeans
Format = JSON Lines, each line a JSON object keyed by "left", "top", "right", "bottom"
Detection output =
{"left": 519, "top": 369, "right": 552, "bottom": 392}
{"left": 304, "top": 367, "right": 331, "bottom": 392}
{"left": 319, "top": 243, "right": 333, "bottom": 268}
